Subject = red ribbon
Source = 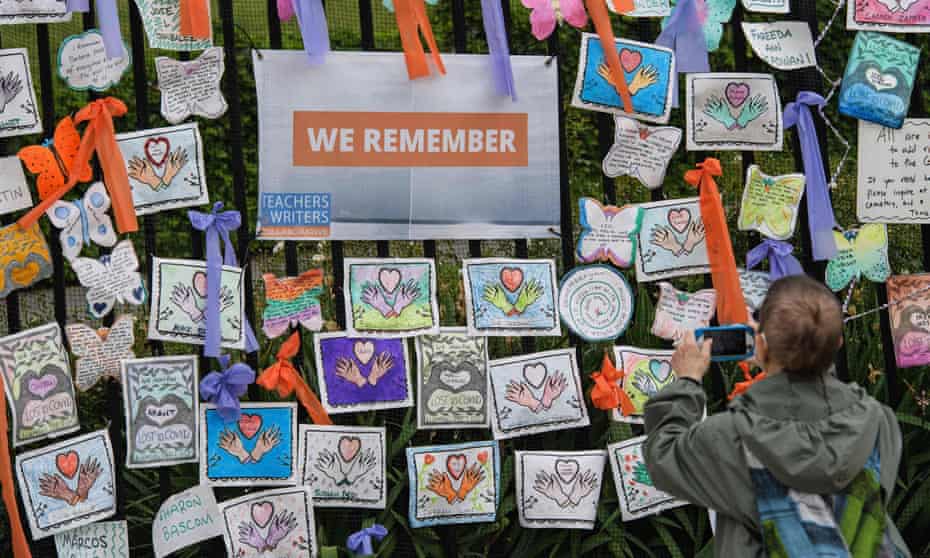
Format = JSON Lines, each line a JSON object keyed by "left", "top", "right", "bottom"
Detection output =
{"left": 684, "top": 158, "right": 747, "bottom": 325}
{"left": 179, "top": 0, "right": 212, "bottom": 40}
{"left": 18, "top": 97, "right": 137, "bottom": 234}
{"left": 590, "top": 352, "right": 636, "bottom": 416}
{"left": 728, "top": 362, "right": 766, "bottom": 401}
{"left": 584, "top": 0, "right": 633, "bottom": 114}
{"left": 393, "top": 0, "right": 445, "bottom": 80}
{"left": 257, "top": 332, "right": 332, "bottom": 425}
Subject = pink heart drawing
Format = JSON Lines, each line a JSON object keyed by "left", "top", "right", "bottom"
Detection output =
{"left": 251, "top": 502, "right": 274, "bottom": 528}
{"left": 192, "top": 271, "right": 208, "bottom": 298}
{"left": 500, "top": 268, "right": 524, "bottom": 292}
{"left": 378, "top": 268, "right": 402, "bottom": 294}
{"left": 725, "top": 82, "right": 751, "bottom": 108}
{"left": 28, "top": 374, "right": 58, "bottom": 399}
{"left": 446, "top": 454, "right": 467, "bottom": 480}
{"left": 667, "top": 208, "right": 692, "bottom": 234}
{"left": 353, "top": 340, "right": 375, "bottom": 365}
{"left": 338, "top": 436, "right": 362, "bottom": 463}
{"left": 619, "top": 49, "right": 642, "bottom": 73}
{"left": 144, "top": 137, "right": 170, "bottom": 167}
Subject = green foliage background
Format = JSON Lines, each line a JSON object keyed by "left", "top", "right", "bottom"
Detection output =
{"left": 3, "top": 0, "right": 930, "bottom": 556}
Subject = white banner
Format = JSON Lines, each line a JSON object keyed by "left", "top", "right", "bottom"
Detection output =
{"left": 252, "top": 50, "right": 560, "bottom": 240}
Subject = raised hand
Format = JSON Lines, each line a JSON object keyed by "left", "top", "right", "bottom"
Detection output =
{"left": 75, "top": 458, "right": 102, "bottom": 501}
{"left": 702, "top": 95, "right": 738, "bottom": 130}
{"left": 682, "top": 221, "right": 706, "bottom": 255}
{"left": 427, "top": 471, "right": 458, "bottom": 504}
{"left": 335, "top": 357, "right": 367, "bottom": 388}
{"left": 39, "top": 473, "right": 78, "bottom": 505}
{"left": 170, "top": 284, "right": 204, "bottom": 322}
{"left": 264, "top": 510, "right": 298, "bottom": 551}
{"left": 362, "top": 284, "right": 396, "bottom": 318}
{"left": 346, "top": 448, "right": 378, "bottom": 485}
{"left": 735, "top": 95, "right": 769, "bottom": 129}
{"left": 567, "top": 469, "right": 598, "bottom": 506}
{"left": 0, "top": 71, "right": 23, "bottom": 113}
{"left": 482, "top": 284, "right": 514, "bottom": 314}
{"left": 314, "top": 448, "right": 344, "bottom": 484}
{"left": 457, "top": 463, "right": 486, "bottom": 501}
{"left": 628, "top": 65, "right": 659, "bottom": 96}
{"left": 368, "top": 351, "right": 394, "bottom": 386}
{"left": 540, "top": 372, "right": 567, "bottom": 409}
{"left": 219, "top": 429, "right": 251, "bottom": 463}
{"left": 161, "top": 148, "right": 189, "bottom": 186}
{"left": 128, "top": 156, "right": 162, "bottom": 190}
{"left": 250, "top": 426, "right": 281, "bottom": 463}
{"left": 532, "top": 470, "right": 568, "bottom": 506}
{"left": 237, "top": 521, "right": 266, "bottom": 551}
{"left": 505, "top": 380, "right": 542, "bottom": 412}
{"left": 650, "top": 225, "right": 683, "bottom": 255}
{"left": 392, "top": 279, "right": 421, "bottom": 315}
{"left": 514, "top": 279, "right": 544, "bottom": 314}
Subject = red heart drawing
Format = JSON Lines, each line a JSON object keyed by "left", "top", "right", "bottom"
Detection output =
{"left": 144, "top": 137, "right": 170, "bottom": 167}
{"left": 638, "top": 127, "right": 651, "bottom": 140}
{"left": 477, "top": 451, "right": 488, "bottom": 464}
{"left": 725, "top": 82, "right": 751, "bottom": 108}
{"left": 499, "top": 268, "right": 524, "bottom": 292}
{"left": 446, "top": 454, "right": 467, "bottom": 480}
{"left": 238, "top": 414, "right": 262, "bottom": 439}
{"left": 619, "top": 49, "right": 642, "bottom": 73}
{"left": 56, "top": 451, "right": 79, "bottom": 479}
{"left": 338, "top": 436, "right": 362, "bottom": 463}
{"left": 667, "top": 208, "right": 692, "bottom": 234}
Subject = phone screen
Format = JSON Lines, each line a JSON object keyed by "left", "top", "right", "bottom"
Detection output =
{"left": 702, "top": 329, "right": 749, "bottom": 357}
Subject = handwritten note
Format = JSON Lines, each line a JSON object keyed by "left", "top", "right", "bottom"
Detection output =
{"left": 152, "top": 485, "right": 222, "bottom": 558}
{"left": 155, "top": 47, "right": 227, "bottom": 125}
{"left": 55, "top": 520, "right": 129, "bottom": 558}
{"left": 0, "top": 156, "right": 31, "bottom": 215}
{"left": 741, "top": 0, "right": 789, "bottom": 13}
{"left": 741, "top": 22, "right": 815, "bottom": 70}
{"left": 857, "top": 119, "right": 930, "bottom": 223}
{"left": 602, "top": 116, "right": 681, "bottom": 190}
{"left": 57, "top": 30, "right": 130, "bottom": 91}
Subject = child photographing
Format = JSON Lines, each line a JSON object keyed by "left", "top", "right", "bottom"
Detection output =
{"left": 644, "top": 275, "right": 909, "bottom": 557}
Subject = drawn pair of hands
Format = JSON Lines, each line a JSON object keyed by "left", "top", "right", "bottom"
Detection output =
{"left": 597, "top": 63, "right": 659, "bottom": 96}
{"left": 427, "top": 464, "right": 485, "bottom": 504}
{"left": 533, "top": 469, "right": 597, "bottom": 507}
{"left": 335, "top": 352, "right": 393, "bottom": 388}
{"left": 650, "top": 222, "right": 705, "bottom": 256}
{"left": 238, "top": 510, "right": 297, "bottom": 552}
{"left": 39, "top": 459, "right": 102, "bottom": 506}
{"left": 170, "top": 283, "right": 234, "bottom": 323}
{"left": 703, "top": 94, "right": 768, "bottom": 130}
{"left": 483, "top": 279, "right": 544, "bottom": 316}
{"left": 362, "top": 279, "right": 420, "bottom": 318}
{"left": 314, "top": 448, "right": 377, "bottom": 486}
{"left": 219, "top": 426, "right": 281, "bottom": 464}
{"left": 505, "top": 372, "right": 567, "bottom": 413}
{"left": 128, "top": 149, "right": 188, "bottom": 191}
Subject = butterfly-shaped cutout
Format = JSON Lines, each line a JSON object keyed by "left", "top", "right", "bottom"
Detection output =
{"left": 72, "top": 239, "right": 147, "bottom": 318}
{"left": 651, "top": 282, "right": 717, "bottom": 342}
{"left": 45, "top": 181, "right": 117, "bottom": 262}
{"left": 521, "top": 0, "right": 587, "bottom": 40}
{"left": 65, "top": 315, "right": 135, "bottom": 391}
{"left": 825, "top": 224, "right": 892, "bottom": 292}
{"left": 155, "top": 47, "right": 228, "bottom": 126}
{"left": 18, "top": 116, "right": 92, "bottom": 200}
{"left": 662, "top": 0, "right": 736, "bottom": 52}
{"left": 737, "top": 165, "right": 805, "bottom": 241}
{"left": 576, "top": 197, "right": 642, "bottom": 268}
{"left": 603, "top": 116, "right": 681, "bottom": 190}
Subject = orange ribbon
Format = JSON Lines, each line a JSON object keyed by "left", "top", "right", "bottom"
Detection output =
{"left": 257, "top": 331, "right": 333, "bottom": 425}
{"left": 18, "top": 97, "right": 137, "bottom": 234}
{"left": 590, "top": 353, "right": 636, "bottom": 416}
{"left": 179, "top": 0, "right": 212, "bottom": 40}
{"left": 393, "top": 0, "right": 445, "bottom": 80}
{"left": 728, "top": 362, "right": 766, "bottom": 401}
{"left": 684, "top": 158, "right": 747, "bottom": 325}
{"left": 584, "top": 0, "right": 633, "bottom": 114}
{"left": 0, "top": 379, "right": 30, "bottom": 558}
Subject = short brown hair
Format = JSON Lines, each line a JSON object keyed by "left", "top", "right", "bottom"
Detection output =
{"left": 757, "top": 275, "right": 843, "bottom": 376}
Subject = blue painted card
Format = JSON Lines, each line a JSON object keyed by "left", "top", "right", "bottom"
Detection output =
{"left": 406, "top": 440, "right": 500, "bottom": 528}
{"left": 200, "top": 402, "right": 297, "bottom": 487}
{"left": 571, "top": 33, "right": 675, "bottom": 124}
{"left": 462, "top": 258, "right": 561, "bottom": 337}
{"left": 839, "top": 32, "right": 919, "bottom": 129}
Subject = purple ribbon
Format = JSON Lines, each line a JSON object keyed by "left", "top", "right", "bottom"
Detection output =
{"left": 747, "top": 239, "right": 804, "bottom": 281}
{"left": 480, "top": 0, "right": 516, "bottom": 101}
{"left": 347, "top": 524, "right": 387, "bottom": 556}
{"left": 67, "top": 0, "right": 126, "bottom": 59}
{"left": 784, "top": 91, "right": 838, "bottom": 261}
{"left": 656, "top": 0, "right": 708, "bottom": 108}
{"left": 200, "top": 355, "right": 255, "bottom": 423}
{"left": 278, "top": 0, "right": 296, "bottom": 20}
{"left": 292, "top": 0, "right": 330, "bottom": 64}
{"left": 189, "top": 202, "right": 258, "bottom": 357}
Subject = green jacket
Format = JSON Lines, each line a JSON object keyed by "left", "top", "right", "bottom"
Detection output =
{"left": 643, "top": 372, "right": 910, "bottom": 558}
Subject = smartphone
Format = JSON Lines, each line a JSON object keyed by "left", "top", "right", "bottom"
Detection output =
{"left": 694, "top": 325, "right": 755, "bottom": 362}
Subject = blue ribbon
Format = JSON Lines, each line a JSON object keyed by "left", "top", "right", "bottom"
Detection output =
{"left": 200, "top": 355, "right": 255, "bottom": 423}
{"left": 67, "top": 0, "right": 126, "bottom": 59}
{"left": 292, "top": 0, "right": 330, "bottom": 64}
{"left": 747, "top": 239, "right": 804, "bottom": 282}
{"left": 189, "top": 202, "right": 258, "bottom": 357}
{"left": 347, "top": 524, "right": 387, "bottom": 556}
{"left": 784, "top": 91, "right": 838, "bottom": 261}
{"left": 656, "top": 0, "right": 708, "bottom": 108}
{"left": 480, "top": 0, "right": 516, "bottom": 101}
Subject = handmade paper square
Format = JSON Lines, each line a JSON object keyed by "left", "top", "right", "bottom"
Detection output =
{"left": 839, "top": 32, "right": 919, "bottom": 129}
{"left": 15, "top": 430, "right": 116, "bottom": 539}
{"left": 847, "top": 0, "right": 930, "bottom": 33}
{"left": 738, "top": 165, "right": 805, "bottom": 240}
{"left": 462, "top": 258, "right": 561, "bottom": 337}
{"left": 651, "top": 283, "right": 716, "bottom": 343}
{"left": 741, "top": 22, "right": 816, "bottom": 71}
{"left": 515, "top": 450, "right": 607, "bottom": 529}
{"left": 122, "top": 355, "right": 199, "bottom": 468}
{"left": 116, "top": 122, "right": 209, "bottom": 215}
{"left": 0, "top": 48, "right": 41, "bottom": 137}
{"left": 66, "top": 315, "right": 135, "bottom": 391}
{"left": 406, "top": 441, "right": 500, "bottom": 527}
{"left": 200, "top": 402, "right": 298, "bottom": 487}
{"left": 298, "top": 425, "right": 386, "bottom": 508}
{"left": 313, "top": 332, "right": 414, "bottom": 414}
{"left": 887, "top": 274, "right": 930, "bottom": 368}
{"left": 572, "top": 33, "right": 675, "bottom": 124}
{"left": 132, "top": 0, "right": 213, "bottom": 50}
{"left": 857, "top": 119, "right": 930, "bottom": 224}
{"left": 55, "top": 520, "right": 129, "bottom": 558}
{"left": 608, "top": 435, "right": 686, "bottom": 521}
{"left": 0, "top": 221, "right": 53, "bottom": 299}
{"left": 634, "top": 198, "right": 710, "bottom": 282}
{"left": 415, "top": 327, "right": 489, "bottom": 430}
{"left": 148, "top": 257, "right": 247, "bottom": 350}
{"left": 0, "top": 323, "right": 79, "bottom": 447}
{"left": 152, "top": 485, "right": 223, "bottom": 558}
{"left": 218, "top": 486, "right": 315, "bottom": 558}
{"left": 488, "top": 348, "right": 589, "bottom": 440}
{"left": 0, "top": 155, "right": 31, "bottom": 215}
{"left": 612, "top": 347, "right": 677, "bottom": 424}
{"left": 686, "top": 73, "right": 783, "bottom": 151}
{"left": 344, "top": 258, "right": 440, "bottom": 337}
